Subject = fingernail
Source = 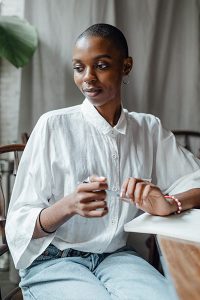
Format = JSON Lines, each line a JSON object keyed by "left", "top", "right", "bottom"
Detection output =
{"left": 99, "top": 176, "right": 106, "bottom": 180}
{"left": 120, "top": 190, "right": 124, "bottom": 197}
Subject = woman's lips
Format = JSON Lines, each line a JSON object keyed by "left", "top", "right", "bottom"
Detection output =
{"left": 83, "top": 88, "right": 102, "bottom": 97}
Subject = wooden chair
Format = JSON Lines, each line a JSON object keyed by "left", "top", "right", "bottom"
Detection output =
{"left": 172, "top": 130, "right": 200, "bottom": 158}
{"left": 20, "top": 133, "right": 29, "bottom": 145}
{"left": 0, "top": 144, "right": 25, "bottom": 300}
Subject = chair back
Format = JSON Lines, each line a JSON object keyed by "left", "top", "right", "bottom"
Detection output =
{"left": 0, "top": 144, "right": 25, "bottom": 253}
{"left": 0, "top": 144, "right": 25, "bottom": 300}
{"left": 172, "top": 130, "right": 200, "bottom": 158}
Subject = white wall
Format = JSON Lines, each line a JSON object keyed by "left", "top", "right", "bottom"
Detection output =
{"left": 0, "top": 0, "right": 24, "bottom": 144}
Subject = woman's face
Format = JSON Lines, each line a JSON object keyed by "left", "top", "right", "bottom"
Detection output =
{"left": 72, "top": 36, "right": 132, "bottom": 107}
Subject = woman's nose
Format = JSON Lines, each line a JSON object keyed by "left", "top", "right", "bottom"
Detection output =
{"left": 83, "top": 68, "right": 97, "bottom": 83}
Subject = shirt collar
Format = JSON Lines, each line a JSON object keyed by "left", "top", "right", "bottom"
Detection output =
{"left": 81, "top": 98, "right": 127, "bottom": 135}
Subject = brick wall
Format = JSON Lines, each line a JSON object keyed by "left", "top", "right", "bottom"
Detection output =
{"left": 0, "top": 0, "right": 24, "bottom": 144}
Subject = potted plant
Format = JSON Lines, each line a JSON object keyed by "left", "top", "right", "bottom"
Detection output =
{"left": 0, "top": 15, "right": 38, "bottom": 68}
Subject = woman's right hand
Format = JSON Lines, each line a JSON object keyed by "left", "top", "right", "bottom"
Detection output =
{"left": 33, "top": 176, "right": 108, "bottom": 239}
{"left": 68, "top": 175, "right": 108, "bottom": 218}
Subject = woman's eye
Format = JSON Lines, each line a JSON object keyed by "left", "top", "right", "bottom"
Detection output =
{"left": 96, "top": 63, "right": 109, "bottom": 70}
{"left": 73, "top": 66, "right": 84, "bottom": 73}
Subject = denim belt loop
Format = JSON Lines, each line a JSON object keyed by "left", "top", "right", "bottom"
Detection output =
{"left": 60, "top": 248, "right": 91, "bottom": 258}
{"left": 60, "top": 251, "right": 65, "bottom": 258}
{"left": 79, "top": 251, "right": 91, "bottom": 258}
{"left": 60, "top": 249, "right": 71, "bottom": 258}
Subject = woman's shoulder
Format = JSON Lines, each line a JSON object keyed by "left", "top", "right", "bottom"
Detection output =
{"left": 41, "top": 104, "right": 81, "bottom": 121}
{"left": 127, "top": 110, "right": 160, "bottom": 128}
{"left": 35, "top": 104, "right": 82, "bottom": 129}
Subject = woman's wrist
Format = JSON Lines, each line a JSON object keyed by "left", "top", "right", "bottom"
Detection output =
{"left": 33, "top": 195, "right": 76, "bottom": 239}
{"left": 163, "top": 188, "right": 200, "bottom": 215}
{"left": 164, "top": 195, "right": 182, "bottom": 214}
{"left": 38, "top": 208, "right": 57, "bottom": 234}
{"left": 60, "top": 193, "right": 78, "bottom": 216}
{"left": 56, "top": 194, "right": 77, "bottom": 220}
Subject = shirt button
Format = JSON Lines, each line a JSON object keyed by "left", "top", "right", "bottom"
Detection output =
{"left": 112, "top": 186, "right": 118, "bottom": 191}
{"left": 112, "top": 153, "right": 118, "bottom": 159}
{"left": 111, "top": 219, "right": 116, "bottom": 225}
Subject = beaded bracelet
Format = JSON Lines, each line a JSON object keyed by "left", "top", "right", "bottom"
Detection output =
{"left": 38, "top": 208, "right": 56, "bottom": 234}
{"left": 164, "top": 195, "right": 182, "bottom": 214}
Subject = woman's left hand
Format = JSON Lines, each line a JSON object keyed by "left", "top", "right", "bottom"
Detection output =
{"left": 120, "top": 178, "right": 176, "bottom": 216}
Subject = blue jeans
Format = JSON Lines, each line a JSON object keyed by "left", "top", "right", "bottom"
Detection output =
{"left": 19, "top": 244, "right": 171, "bottom": 300}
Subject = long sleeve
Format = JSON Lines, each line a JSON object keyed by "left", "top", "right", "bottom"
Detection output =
{"left": 151, "top": 117, "right": 200, "bottom": 194}
{"left": 5, "top": 114, "right": 56, "bottom": 269}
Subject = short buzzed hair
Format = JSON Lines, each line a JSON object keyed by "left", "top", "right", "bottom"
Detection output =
{"left": 76, "top": 23, "right": 129, "bottom": 58}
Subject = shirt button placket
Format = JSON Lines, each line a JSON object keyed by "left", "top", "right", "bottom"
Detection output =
{"left": 112, "top": 142, "right": 120, "bottom": 193}
{"left": 109, "top": 134, "right": 120, "bottom": 236}
{"left": 108, "top": 134, "right": 118, "bottom": 192}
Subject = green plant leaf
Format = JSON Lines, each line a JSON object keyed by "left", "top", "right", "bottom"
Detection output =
{"left": 0, "top": 16, "right": 38, "bottom": 68}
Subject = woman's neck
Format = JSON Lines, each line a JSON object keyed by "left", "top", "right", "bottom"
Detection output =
{"left": 95, "top": 102, "right": 122, "bottom": 127}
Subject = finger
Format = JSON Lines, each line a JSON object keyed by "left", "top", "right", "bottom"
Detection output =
{"left": 86, "top": 207, "right": 108, "bottom": 218}
{"left": 120, "top": 178, "right": 130, "bottom": 198}
{"left": 78, "top": 190, "right": 107, "bottom": 203}
{"left": 81, "top": 200, "right": 107, "bottom": 211}
{"left": 78, "top": 181, "right": 108, "bottom": 193}
{"left": 121, "top": 177, "right": 148, "bottom": 198}
{"left": 134, "top": 182, "right": 147, "bottom": 204}
{"left": 142, "top": 184, "right": 152, "bottom": 202}
{"left": 126, "top": 178, "right": 138, "bottom": 200}
{"left": 88, "top": 175, "right": 107, "bottom": 183}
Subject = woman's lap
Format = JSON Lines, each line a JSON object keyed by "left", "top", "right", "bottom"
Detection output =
{"left": 20, "top": 257, "right": 110, "bottom": 300}
{"left": 19, "top": 247, "right": 171, "bottom": 300}
{"left": 94, "top": 250, "right": 171, "bottom": 300}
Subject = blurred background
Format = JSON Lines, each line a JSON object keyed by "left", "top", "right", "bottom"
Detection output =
{"left": 0, "top": 0, "right": 200, "bottom": 296}
{"left": 0, "top": 0, "right": 200, "bottom": 145}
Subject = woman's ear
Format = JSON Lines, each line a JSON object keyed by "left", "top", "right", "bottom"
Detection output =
{"left": 123, "top": 57, "right": 133, "bottom": 75}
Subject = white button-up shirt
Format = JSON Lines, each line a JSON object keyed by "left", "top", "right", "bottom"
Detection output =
{"left": 6, "top": 99, "right": 200, "bottom": 269}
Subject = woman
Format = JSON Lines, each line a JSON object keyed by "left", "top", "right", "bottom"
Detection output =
{"left": 6, "top": 23, "right": 200, "bottom": 299}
